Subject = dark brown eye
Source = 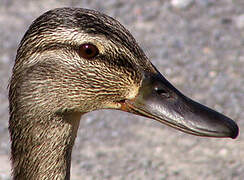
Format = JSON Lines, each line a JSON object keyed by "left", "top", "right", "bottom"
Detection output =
{"left": 79, "top": 44, "right": 99, "bottom": 59}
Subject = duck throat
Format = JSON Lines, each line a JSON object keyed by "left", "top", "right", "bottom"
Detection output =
{"left": 9, "top": 110, "right": 81, "bottom": 180}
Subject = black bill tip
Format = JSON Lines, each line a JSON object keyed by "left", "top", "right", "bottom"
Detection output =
{"left": 229, "top": 120, "right": 239, "bottom": 139}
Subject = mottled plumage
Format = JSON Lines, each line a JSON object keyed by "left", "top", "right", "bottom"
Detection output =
{"left": 9, "top": 7, "right": 238, "bottom": 180}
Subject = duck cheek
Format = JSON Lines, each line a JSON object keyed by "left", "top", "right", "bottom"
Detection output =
{"left": 124, "top": 84, "right": 140, "bottom": 101}
{"left": 102, "top": 101, "right": 122, "bottom": 109}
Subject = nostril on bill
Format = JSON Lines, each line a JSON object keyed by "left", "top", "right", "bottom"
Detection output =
{"left": 154, "top": 86, "right": 170, "bottom": 98}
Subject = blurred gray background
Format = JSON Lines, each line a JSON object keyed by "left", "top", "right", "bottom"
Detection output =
{"left": 0, "top": 0, "right": 243, "bottom": 179}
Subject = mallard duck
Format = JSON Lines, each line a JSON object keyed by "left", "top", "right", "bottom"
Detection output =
{"left": 9, "top": 7, "right": 238, "bottom": 180}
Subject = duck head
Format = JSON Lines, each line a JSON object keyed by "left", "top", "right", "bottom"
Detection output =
{"left": 12, "top": 7, "right": 238, "bottom": 139}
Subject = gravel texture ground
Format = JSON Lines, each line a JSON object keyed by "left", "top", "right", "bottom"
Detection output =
{"left": 0, "top": 0, "right": 243, "bottom": 179}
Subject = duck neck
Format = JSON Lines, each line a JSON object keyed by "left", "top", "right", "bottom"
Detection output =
{"left": 10, "top": 111, "right": 81, "bottom": 180}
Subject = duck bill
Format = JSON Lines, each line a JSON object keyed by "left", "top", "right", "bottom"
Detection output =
{"left": 121, "top": 71, "right": 239, "bottom": 139}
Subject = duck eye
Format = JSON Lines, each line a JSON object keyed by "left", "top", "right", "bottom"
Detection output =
{"left": 79, "top": 44, "right": 99, "bottom": 59}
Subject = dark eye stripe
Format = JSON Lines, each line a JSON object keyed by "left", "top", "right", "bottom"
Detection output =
{"left": 79, "top": 44, "right": 99, "bottom": 59}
